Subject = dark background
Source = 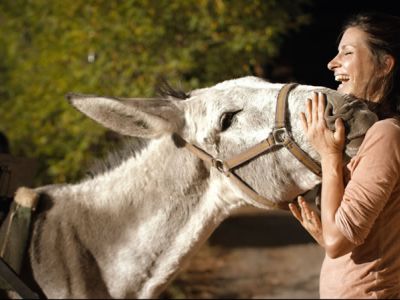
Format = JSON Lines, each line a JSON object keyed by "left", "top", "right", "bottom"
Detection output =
{"left": 270, "top": 0, "right": 400, "bottom": 89}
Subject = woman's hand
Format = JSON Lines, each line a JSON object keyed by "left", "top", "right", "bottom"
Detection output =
{"left": 300, "top": 92, "right": 346, "bottom": 158}
{"left": 289, "top": 196, "right": 325, "bottom": 247}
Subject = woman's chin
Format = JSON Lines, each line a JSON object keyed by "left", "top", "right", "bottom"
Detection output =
{"left": 337, "top": 84, "right": 353, "bottom": 96}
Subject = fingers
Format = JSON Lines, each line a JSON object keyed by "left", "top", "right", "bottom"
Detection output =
{"left": 300, "top": 112, "right": 308, "bottom": 131}
{"left": 289, "top": 202, "right": 302, "bottom": 222}
{"left": 334, "top": 117, "right": 345, "bottom": 144}
{"left": 298, "top": 196, "right": 312, "bottom": 222}
{"left": 290, "top": 196, "right": 321, "bottom": 226}
{"left": 317, "top": 92, "right": 327, "bottom": 123}
{"left": 306, "top": 98, "right": 312, "bottom": 125}
{"left": 305, "top": 92, "right": 327, "bottom": 127}
{"left": 289, "top": 196, "right": 312, "bottom": 223}
{"left": 290, "top": 196, "right": 323, "bottom": 246}
{"left": 311, "top": 211, "right": 322, "bottom": 227}
{"left": 312, "top": 93, "right": 318, "bottom": 123}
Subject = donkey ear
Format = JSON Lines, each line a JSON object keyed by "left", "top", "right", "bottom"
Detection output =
{"left": 66, "top": 93, "right": 184, "bottom": 138}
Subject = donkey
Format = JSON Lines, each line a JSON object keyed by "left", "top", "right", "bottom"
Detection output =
{"left": 14, "top": 76, "right": 377, "bottom": 299}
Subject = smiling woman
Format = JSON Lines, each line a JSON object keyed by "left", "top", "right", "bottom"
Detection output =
{"left": 289, "top": 12, "right": 400, "bottom": 299}
{"left": 327, "top": 27, "right": 395, "bottom": 105}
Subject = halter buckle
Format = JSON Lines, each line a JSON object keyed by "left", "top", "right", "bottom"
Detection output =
{"left": 272, "top": 127, "right": 289, "bottom": 145}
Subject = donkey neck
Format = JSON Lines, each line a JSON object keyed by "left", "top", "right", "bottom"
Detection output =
{"left": 75, "top": 137, "right": 201, "bottom": 208}
{"left": 65, "top": 136, "right": 234, "bottom": 298}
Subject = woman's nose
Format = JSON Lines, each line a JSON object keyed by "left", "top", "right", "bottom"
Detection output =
{"left": 327, "top": 55, "right": 340, "bottom": 71}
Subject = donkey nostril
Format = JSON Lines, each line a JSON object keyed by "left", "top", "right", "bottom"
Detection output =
{"left": 203, "top": 133, "right": 220, "bottom": 146}
{"left": 203, "top": 136, "right": 211, "bottom": 144}
{"left": 203, "top": 133, "right": 215, "bottom": 145}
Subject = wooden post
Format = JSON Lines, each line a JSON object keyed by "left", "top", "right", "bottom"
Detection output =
{"left": 0, "top": 154, "right": 38, "bottom": 199}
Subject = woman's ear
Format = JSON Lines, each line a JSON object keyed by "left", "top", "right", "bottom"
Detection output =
{"left": 382, "top": 54, "right": 395, "bottom": 76}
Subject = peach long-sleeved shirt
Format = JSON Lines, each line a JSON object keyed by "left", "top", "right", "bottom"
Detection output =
{"left": 320, "top": 118, "right": 400, "bottom": 299}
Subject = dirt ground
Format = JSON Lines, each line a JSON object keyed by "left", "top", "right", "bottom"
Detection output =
{"left": 161, "top": 209, "right": 325, "bottom": 299}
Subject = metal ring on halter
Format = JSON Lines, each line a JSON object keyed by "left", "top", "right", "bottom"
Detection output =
{"left": 272, "top": 127, "right": 289, "bottom": 145}
{"left": 212, "top": 159, "right": 229, "bottom": 173}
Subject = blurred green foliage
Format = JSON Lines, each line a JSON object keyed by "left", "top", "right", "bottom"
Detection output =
{"left": 0, "top": 0, "right": 312, "bottom": 185}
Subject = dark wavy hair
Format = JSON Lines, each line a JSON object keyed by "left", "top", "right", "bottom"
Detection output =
{"left": 340, "top": 12, "right": 400, "bottom": 119}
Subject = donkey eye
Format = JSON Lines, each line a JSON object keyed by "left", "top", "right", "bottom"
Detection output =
{"left": 220, "top": 110, "right": 241, "bottom": 132}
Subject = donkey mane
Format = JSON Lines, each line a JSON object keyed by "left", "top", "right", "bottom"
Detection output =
{"left": 155, "top": 78, "right": 190, "bottom": 100}
{"left": 84, "top": 137, "right": 149, "bottom": 179}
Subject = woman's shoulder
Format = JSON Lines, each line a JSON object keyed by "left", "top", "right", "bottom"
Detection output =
{"left": 365, "top": 117, "right": 400, "bottom": 143}
{"left": 369, "top": 117, "right": 400, "bottom": 132}
{"left": 354, "top": 118, "right": 400, "bottom": 164}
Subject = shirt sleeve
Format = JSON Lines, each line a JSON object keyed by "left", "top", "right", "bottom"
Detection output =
{"left": 335, "top": 120, "right": 400, "bottom": 245}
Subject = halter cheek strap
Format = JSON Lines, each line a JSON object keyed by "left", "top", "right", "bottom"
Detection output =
{"left": 273, "top": 83, "right": 322, "bottom": 177}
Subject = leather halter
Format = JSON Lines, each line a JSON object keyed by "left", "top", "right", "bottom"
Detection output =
{"left": 181, "top": 83, "right": 322, "bottom": 209}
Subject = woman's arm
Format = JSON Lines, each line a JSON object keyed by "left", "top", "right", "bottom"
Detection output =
{"left": 296, "top": 92, "right": 356, "bottom": 258}
{"left": 320, "top": 153, "right": 356, "bottom": 257}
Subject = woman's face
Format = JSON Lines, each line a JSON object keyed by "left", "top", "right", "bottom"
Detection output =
{"left": 327, "top": 27, "right": 381, "bottom": 102}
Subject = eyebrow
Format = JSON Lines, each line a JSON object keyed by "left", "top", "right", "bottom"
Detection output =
{"left": 338, "top": 44, "right": 356, "bottom": 51}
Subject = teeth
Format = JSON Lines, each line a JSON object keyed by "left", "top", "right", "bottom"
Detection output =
{"left": 335, "top": 75, "right": 350, "bottom": 82}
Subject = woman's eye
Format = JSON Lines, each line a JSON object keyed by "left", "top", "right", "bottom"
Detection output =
{"left": 220, "top": 110, "right": 241, "bottom": 131}
{"left": 344, "top": 52, "right": 353, "bottom": 56}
